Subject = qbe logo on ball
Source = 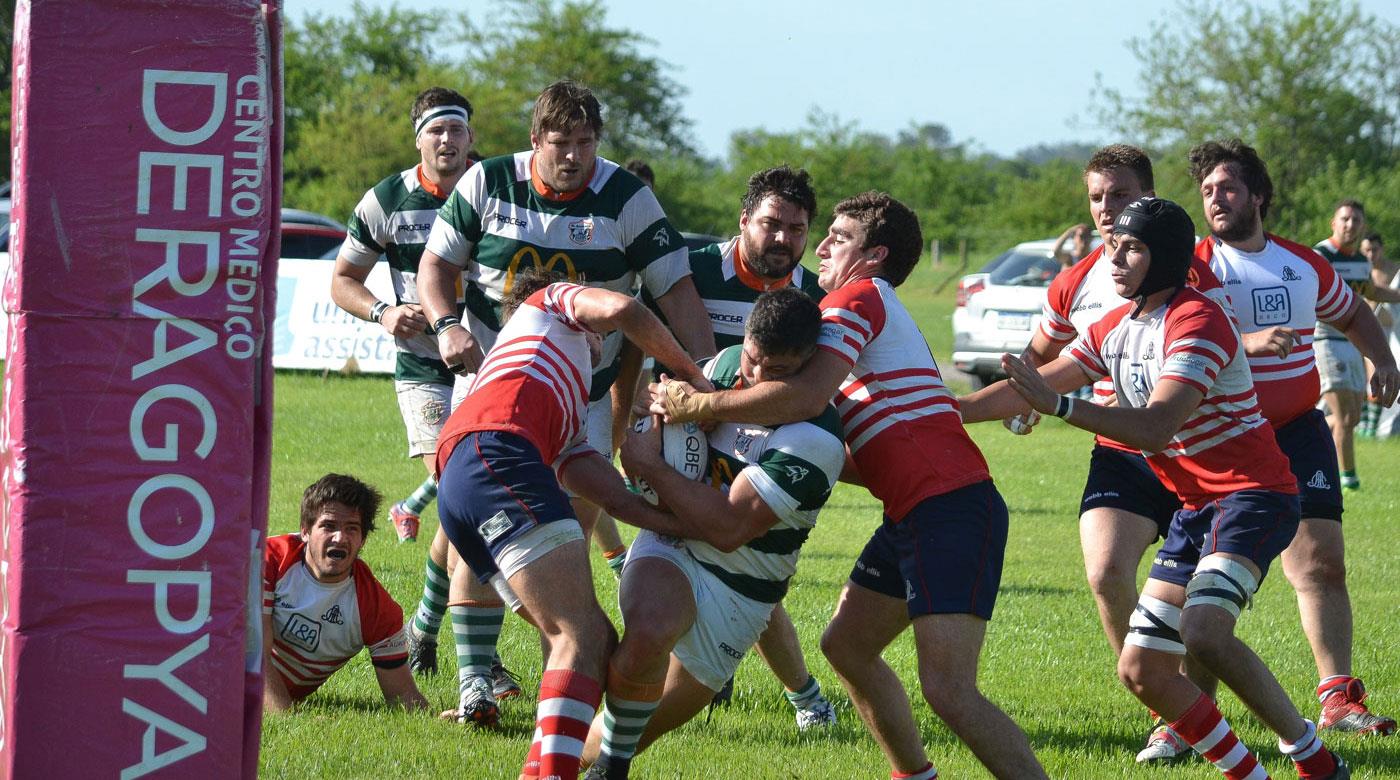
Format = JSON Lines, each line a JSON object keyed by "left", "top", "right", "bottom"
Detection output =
{"left": 631, "top": 417, "right": 708, "bottom": 508}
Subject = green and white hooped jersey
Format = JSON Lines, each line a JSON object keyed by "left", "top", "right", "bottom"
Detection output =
{"left": 646, "top": 237, "right": 825, "bottom": 353}
{"left": 341, "top": 166, "right": 455, "bottom": 383}
{"left": 687, "top": 345, "right": 845, "bottom": 603}
{"left": 424, "top": 151, "right": 690, "bottom": 399}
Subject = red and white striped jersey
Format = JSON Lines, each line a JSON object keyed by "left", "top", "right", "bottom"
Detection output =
{"left": 1197, "top": 235, "right": 1357, "bottom": 426}
{"left": 262, "top": 534, "right": 407, "bottom": 701}
{"left": 1040, "top": 244, "right": 1230, "bottom": 452}
{"left": 817, "top": 278, "right": 989, "bottom": 520}
{"left": 1067, "top": 288, "right": 1296, "bottom": 507}
{"left": 436, "top": 282, "right": 597, "bottom": 472}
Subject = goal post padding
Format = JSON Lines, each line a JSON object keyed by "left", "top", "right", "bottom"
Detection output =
{"left": 2, "top": 1, "right": 281, "bottom": 777}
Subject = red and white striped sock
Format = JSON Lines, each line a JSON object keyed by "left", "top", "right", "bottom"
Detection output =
{"left": 892, "top": 762, "right": 938, "bottom": 780}
{"left": 1279, "top": 719, "right": 1336, "bottom": 779}
{"left": 518, "top": 726, "right": 543, "bottom": 780}
{"left": 531, "top": 669, "right": 603, "bottom": 780}
{"left": 1170, "top": 694, "right": 1269, "bottom": 780}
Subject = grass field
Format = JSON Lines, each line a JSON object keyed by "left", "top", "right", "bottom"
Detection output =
{"left": 259, "top": 260, "right": 1400, "bottom": 778}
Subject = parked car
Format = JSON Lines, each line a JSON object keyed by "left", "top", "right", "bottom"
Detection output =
{"left": 681, "top": 232, "right": 725, "bottom": 251}
{"left": 951, "top": 237, "right": 1098, "bottom": 387}
{"left": 281, "top": 208, "right": 347, "bottom": 260}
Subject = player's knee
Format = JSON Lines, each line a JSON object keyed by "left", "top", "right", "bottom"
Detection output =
{"left": 1084, "top": 557, "right": 1135, "bottom": 600}
{"left": 820, "top": 622, "right": 859, "bottom": 672}
{"left": 917, "top": 668, "right": 979, "bottom": 723}
{"left": 1120, "top": 594, "right": 1185, "bottom": 694}
{"left": 1287, "top": 548, "right": 1346, "bottom": 591}
{"left": 1116, "top": 650, "right": 1173, "bottom": 698}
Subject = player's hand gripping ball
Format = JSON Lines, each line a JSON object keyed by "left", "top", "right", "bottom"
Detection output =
{"left": 631, "top": 417, "right": 709, "bottom": 509}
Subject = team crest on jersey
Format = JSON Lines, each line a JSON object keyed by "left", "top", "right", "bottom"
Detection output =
{"left": 568, "top": 218, "right": 594, "bottom": 246}
{"left": 652, "top": 227, "right": 670, "bottom": 248}
{"left": 1307, "top": 471, "right": 1331, "bottom": 490}
{"left": 734, "top": 432, "right": 754, "bottom": 456}
{"left": 321, "top": 605, "right": 344, "bottom": 625}
{"left": 1281, "top": 266, "right": 1303, "bottom": 282}
{"left": 1186, "top": 267, "right": 1200, "bottom": 287}
{"left": 784, "top": 464, "right": 810, "bottom": 483}
{"left": 1141, "top": 342, "right": 1155, "bottom": 362}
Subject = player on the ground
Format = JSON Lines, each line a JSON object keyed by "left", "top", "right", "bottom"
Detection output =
{"left": 652, "top": 192, "right": 1046, "bottom": 779}
{"left": 1002, "top": 144, "right": 1231, "bottom": 763}
{"left": 1311, "top": 200, "right": 1400, "bottom": 488}
{"left": 1190, "top": 139, "right": 1398, "bottom": 737}
{"left": 416, "top": 80, "right": 716, "bottom": 723}
{"left": 634, "top": 165, "right": 836, "bottom": 730}
{"left": 431, "top": 267, "right": 705, "bottom": 778}
{"left": 963, "top": 195, "right": 1351, "bottom": 779}
{"left": 262, "top": 474, "right": 428, "bottom": 712}
{"left": 328, "top": 86, "right": 521, "bottom": 702}
{"left": 581, "top": 288, "right": 845, "bottom": 779}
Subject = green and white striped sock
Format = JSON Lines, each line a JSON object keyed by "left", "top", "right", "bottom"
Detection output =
{"left": 784, "top": 675, "right": 823, "bottom": 710}
{"left": 402, "top": 476, "right": 438, "bottom": 515}
{"left": 411, "top": 557, "right": 449, "bottom": 636}
{"left": 452, "top": 602, "right": 504, "bottom": 684}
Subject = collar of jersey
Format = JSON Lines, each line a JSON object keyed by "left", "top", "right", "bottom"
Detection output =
{"left": 733, "top": 240, "right": 794, "bottom": 292}
{"left": 530, "top": 154, "right": 592, "bottom": 202}
{"left": 416, "top": 164, "right": 455, "bottom": 200}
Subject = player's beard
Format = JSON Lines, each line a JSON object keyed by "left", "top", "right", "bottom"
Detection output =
{"left": 743, "top": 235, "right": 800, "bottom": 279}
{"left": 1212, "top": 206, "right": 1260, "bottom": 244}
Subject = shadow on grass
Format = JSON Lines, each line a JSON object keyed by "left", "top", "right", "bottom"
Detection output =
{"left": 998, "top": 582, "right": 1076, "bottom": 597}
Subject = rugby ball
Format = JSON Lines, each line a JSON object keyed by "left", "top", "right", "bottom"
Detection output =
{"left": 631, "top": 417, "right": 709, "bottom": 507}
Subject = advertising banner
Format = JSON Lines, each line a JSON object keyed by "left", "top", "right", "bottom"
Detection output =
{"left": 1, "top": 1, "right": 280, "bottom": 776}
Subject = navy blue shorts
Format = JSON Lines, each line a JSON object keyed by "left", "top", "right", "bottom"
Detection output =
{"left": 1147, "top": 489, "right": 1300, "bottom": 587}
{"left": 1276, "top": 408, "right": 1343, "bottom": 522}
{"left": 848, "top": 480, "right": 1008, "bottom": 620}
{"left": 1079, "top": 444, "right": 1181, "bottom": 540}
{"left": 436, "top": 430, "right": 577, "bottom": 583}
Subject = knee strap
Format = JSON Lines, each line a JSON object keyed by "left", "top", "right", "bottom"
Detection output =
{"left": 1184, "top": 555, "right": 1258, "bottom": 618}
{"left": 1126, "top": 594, "right": 1185, "bottom": 654}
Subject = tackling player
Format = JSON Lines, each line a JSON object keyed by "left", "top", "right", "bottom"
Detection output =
{"left": 652, "top": 193, "right": 1046, "bottom": 779}
{"left": 262, "top": 474, "right": 428, "bottom": 712}
{"left": 1191, "top": 140, "right": 1398, "bottom": 737}
{"left": 416, "top": 80, "right": 716, "bottom": 724}
{"left": 583, "top": 288, "right": 845, "bottom": 778}
{"left": 432, "top": 267, "right": 706, "bottom": 779}
{"left": 964, "top": 196, "right": 1350, "bottom": 779}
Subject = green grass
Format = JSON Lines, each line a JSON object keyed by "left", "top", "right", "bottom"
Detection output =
{"left": 260, "top": 260, "right": 1400, "bottom": 778}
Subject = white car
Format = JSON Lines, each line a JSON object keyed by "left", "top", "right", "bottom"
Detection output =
{"left": 951, "top": 238, "right": 1097, "bottom": 387}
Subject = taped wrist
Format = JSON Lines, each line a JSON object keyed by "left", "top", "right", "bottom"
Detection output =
{"left": 664, "top": 381, "right": 715, "bottom": 422}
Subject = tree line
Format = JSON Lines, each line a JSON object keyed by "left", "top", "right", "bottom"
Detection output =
{"left": 10, "top": 0, "right": 1388, "bottom": 256}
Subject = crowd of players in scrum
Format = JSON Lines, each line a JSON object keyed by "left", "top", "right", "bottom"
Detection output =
{"left": 260, "top": 80, "right": 1397, "bottom": 779}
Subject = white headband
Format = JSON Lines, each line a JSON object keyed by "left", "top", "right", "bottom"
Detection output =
{"left": 414, "top": 105, "right": 470, "bottom": 136}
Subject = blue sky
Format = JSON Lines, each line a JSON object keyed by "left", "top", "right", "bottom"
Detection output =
{"left": 288, "top": 0, "right": 1400, "bottom": 159}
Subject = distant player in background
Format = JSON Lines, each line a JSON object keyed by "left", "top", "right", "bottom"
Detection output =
{"left": 1191, "top": 139, "right": 1398, "bottom": 737}
{"left": 1311, "top": 200, "right": 1400, "bottom": 486}
{"left": 263, "top": 474, "right": 428, "bottom": 712}
{"left": 1359, "top": 232, "right": 1400, "bottom": 437}
{"left": 963, "top": 196, "right": 1351, "bottom": 779}
{"left": 583, "top": 288, "right": 844, "bottom": 779}
{"left": 430, "top": 268, "right": 706, "bottom": 778}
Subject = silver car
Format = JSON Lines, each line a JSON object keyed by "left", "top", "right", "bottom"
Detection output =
{"left": 951, "top": 238, "right": 1092, "bottom": 387}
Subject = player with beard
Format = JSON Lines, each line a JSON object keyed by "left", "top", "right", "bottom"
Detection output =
{"left": 638, "top": 166, "right": 836, "bottom": 730}
{"left": 963, "top": 196, "right": 1351, "bottom": 780}
{"left": 1191, "top": 139, "right": 1398, "bottom": 737}
{"left": 263, "top": 474, "right": 428, "bottom": 712}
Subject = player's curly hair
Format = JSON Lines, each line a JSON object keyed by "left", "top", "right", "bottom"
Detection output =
{"left": 747, "top": 287, "right": 821, "bottom": 358}
{"left": 1084, "top": 144, "right": 1154, "bottom": 193}
{"left": 300, "top": 474, "right": 381, "bottom": 536}
{"left": 1188, "top": 139, "right": 1274, "bottom": 220}
{"left": 532, "top": 80, "right": 603, "bottom": 140}
{"left": 501, "top": 266, "right": 567, "bottom": 322}
{"left": 741, "top": 166, "right": 817, "bottom": 223}
{"left": 832, "top": 192, "right": 924, "bottom": 288}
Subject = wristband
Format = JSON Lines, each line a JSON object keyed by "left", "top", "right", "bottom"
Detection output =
{"left": 1054, "top": 395, "right": 1075, "bottom": 419}
{"left": 369, "top": 301, "right": 390, "bottom": 323}
{"left": 432, "top": 315, "right": 462, "bottom": 335}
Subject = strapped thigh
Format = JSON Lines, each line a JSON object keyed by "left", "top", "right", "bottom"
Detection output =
{"left": 1126, "top": 593, "right": 1184, "bottom": 654}
{"left": 1184, "top": 554, "right": 1258, "bottom": 618}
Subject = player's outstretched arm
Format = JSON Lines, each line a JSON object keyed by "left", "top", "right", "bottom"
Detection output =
{"left": 618, "top": 419, "right": 777, "bottom": 552}
{"left": 569, "top": 286, "right": 710, "bottom": 390}
{"left": 959, "top": 355, "right": 1090, "bottom": 424}
{"left": 558, "top": 448, "right": 688, "bottom": 534}
{"left": 651, "top": 349, "right": 850, "bottom": 426}
{"left": 1002, "top": 354, "right": 1202, "bottom": 452}
{"left": 375, "top": 663, "right": 429, "bottom": 712}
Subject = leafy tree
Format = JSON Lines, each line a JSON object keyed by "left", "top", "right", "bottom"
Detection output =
{"left": 1097, "top": 0, "right": 1400, "bottom": 236}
